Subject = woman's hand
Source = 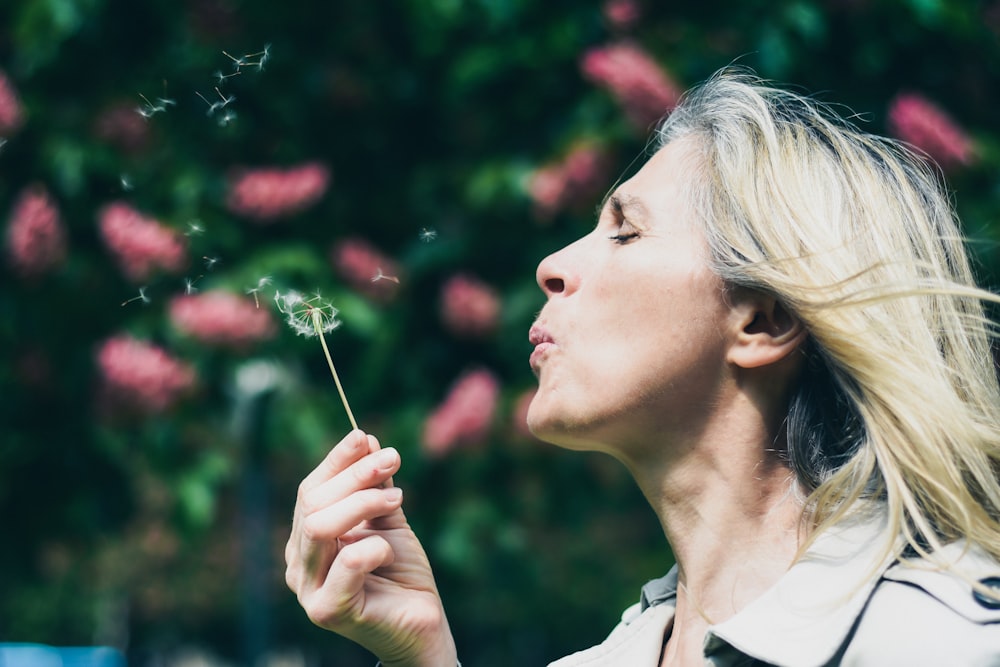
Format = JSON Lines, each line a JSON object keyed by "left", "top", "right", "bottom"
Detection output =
{"left": 285, "top": 430, "right": 457, "bottom": 667}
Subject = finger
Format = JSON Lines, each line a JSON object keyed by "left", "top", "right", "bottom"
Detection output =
{"left": 300, "top": 429, "right": 370, "bottom": 493}
{"left": 301, "top": 486, "right": 404, "bottom": 547}
{"left": 366, "top": 433, "right": 394, "bottom": 488}
{"left": 298, "top": 486, "right": 403, "bottom": 588}
{"left": 302, "top": 534, "right": 396, "bottom": 630}
{"left": 301, "top": 448, "right": 400, "bottom": 519}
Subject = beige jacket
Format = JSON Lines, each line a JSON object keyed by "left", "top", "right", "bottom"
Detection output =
{"left": 549, "top": 509, "right": 1000, "bottom": 666}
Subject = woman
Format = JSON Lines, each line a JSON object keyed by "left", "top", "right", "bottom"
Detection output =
{"left": 284, "top": 69, "right": 1000, "bottom": 665}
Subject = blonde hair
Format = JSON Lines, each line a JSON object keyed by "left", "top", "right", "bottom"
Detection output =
{"left": 656, "top": 67, "right": 1000, "bottom": 567}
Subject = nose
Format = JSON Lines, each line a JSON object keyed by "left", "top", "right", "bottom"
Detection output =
{"left": 536, "top": 242, "right": 578, "bottom": 298}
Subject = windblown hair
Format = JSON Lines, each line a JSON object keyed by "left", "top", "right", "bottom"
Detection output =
{"left": 656, "top": 67, "right": 1000, "bottom": 566}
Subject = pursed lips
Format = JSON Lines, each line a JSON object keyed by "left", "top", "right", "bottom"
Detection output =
{"left": 528, "top": 324, "right": 555, "bottom": 370}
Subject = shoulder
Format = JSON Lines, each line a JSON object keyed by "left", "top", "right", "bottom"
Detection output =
{"left": 841, "top": 543, "right": 1000, "bottom": 665}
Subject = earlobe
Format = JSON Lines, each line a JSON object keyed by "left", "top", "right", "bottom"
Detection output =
{"left": 727, "top": 294, "right": 808, "bottom": 369}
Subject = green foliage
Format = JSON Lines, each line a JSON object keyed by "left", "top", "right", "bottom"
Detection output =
{"left": 3, "top": 0, "right": 1000, "bottom": 665}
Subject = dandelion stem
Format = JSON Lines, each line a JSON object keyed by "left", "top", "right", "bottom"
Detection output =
{"left": 312, "top": 311, "right": 358, "bottom": 430}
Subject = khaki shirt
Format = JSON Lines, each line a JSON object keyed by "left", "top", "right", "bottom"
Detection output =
{"left": 549, "top": 509, "right": 1000, "bottom": 666}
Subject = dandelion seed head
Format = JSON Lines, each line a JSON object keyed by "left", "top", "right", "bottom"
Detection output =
{"left": 274, "top": 289, "right": 341, "bottom": 337}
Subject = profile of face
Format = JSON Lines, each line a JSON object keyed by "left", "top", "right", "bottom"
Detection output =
{"left": 527, "top": 138, "right": 741, "bottom": 457}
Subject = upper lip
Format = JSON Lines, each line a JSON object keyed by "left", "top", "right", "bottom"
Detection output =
{"left": 529, "top": 324, "right": 554, "bottom": 346}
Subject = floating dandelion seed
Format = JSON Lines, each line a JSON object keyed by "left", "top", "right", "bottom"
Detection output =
{"left": 371, "top": 267, "right": 400, "bottom": 284}
{"left": 120, "top": 174, "right": 134, "bottom": 191}
{"left": 184, "top": 276, "right": 201, "bottom": 294}
{"left": 222, "top": 50, "right": 247, "bottom": 72}
{"left": 274, "top": 289, "right": 358, "bottom": 429}
{"left": 218, "top": 109, "right": 237, "bottom": 127}
{"left": 419, "top": 227, "right": 438, "bottom": 243}
{"left": 185, "top": 220, "right": 205, "bottom": 236}
{"left": 214, "top": 69, "right": 241, "bottom": 86}
{"left": 121, "top": 286, "right": 151, "bottom": 307}
{"left": 246, "top": 276, "right": 272, "bottom": 307}
{"left": 0, "top": 138, "right": 7, "bottom": 152}
{"left": 136, "top": 93, "right": 169, "bottom": 119}
{"left": 203, "top": 255, "right": 220, "bottom": 270}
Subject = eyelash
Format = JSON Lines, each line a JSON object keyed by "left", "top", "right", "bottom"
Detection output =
{"left": 608, "top": 232, "right": 639, "bottom": 244}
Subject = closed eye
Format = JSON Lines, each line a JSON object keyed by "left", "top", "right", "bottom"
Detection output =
{"left": 608, "top": 231, "right": 639, "bottom": 244}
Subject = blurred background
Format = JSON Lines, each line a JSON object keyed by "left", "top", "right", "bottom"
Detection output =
{"left": 2, "top": 0, "right": 999, "bottom": 665}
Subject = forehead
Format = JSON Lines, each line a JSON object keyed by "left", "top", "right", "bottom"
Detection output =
{"left": 602, "top": 139, "right": 701, "bottom": 222}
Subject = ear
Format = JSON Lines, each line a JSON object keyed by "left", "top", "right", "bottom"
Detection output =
{"left": 726, "top": 291, "right": 808, "bottom": 369}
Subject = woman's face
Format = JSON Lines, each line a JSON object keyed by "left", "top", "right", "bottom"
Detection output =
{"left": 527, "top": 139, "right": 738, "bottom": 455}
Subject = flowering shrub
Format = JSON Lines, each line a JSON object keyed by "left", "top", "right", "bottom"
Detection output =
{"left": 224, "top": 162, "right": 331, "bottom": 221}
{"left": 439, "top": 273, "right": 501, "bottom": 338}
{"left": 527, "top": 142, "right": 611, "bottom": 220}
{"left": 169, "top": 290, "right": 277, "bottom": 349}
{"left": 603, "top": 0, "right": 641, "bottom": 31}
{"left": 96, "top": 335, "right": 196, "bottom": 414}
{"left": 4, "top": 185, "right": 66, "bottom": 278}
{"left": 0, "top": 69, "right": 24, "bottom": 135}
{"left": 580, "top": 42, "right": 682, "bottom": 131}
{"left": 330, "top": 237, "right": 402, "bottom": 302}
{"left": 887, "top": 93, "right": 977, "bottom": 170}
{"left": 422, "top": 368, "right": 501, "bottom": 456}
{"left": 97, "top": 202, "right": 188, "bottom": 282}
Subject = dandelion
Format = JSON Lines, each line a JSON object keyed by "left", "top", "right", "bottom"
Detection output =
{"left": 419, "top": 227, "right": 438, "bottom": 243}
{"left": 274, "top": 290, "right": 358, "bottom": 429}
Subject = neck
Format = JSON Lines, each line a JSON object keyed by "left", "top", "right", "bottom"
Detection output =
{"left": 624, "top": 405, "right": 806, "bottom": 629}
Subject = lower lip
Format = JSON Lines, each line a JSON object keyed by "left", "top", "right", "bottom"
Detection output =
{"left": 530, "top": 342, "right": 555, "bottom": 368}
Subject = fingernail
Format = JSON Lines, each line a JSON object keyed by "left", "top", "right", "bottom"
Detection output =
{"left": 384, "top": 487, "right": 403, "bottom": 502}
{"left": 374, "top": 447, "right": 398, "bottom": 470}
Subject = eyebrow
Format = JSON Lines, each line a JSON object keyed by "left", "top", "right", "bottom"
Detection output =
{"left": 596, "top": 192, "right": 648, "bottom": 225}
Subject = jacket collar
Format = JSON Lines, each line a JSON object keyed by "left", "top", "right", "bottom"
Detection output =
{"left": 640, "top": 503, "right": 896, "bottom": 667}
{"left": 706, "top": 504, "right": 896, "bottom": 667}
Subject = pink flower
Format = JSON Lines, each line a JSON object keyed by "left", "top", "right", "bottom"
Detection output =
{"left": 331, "top": 237, "right": 402, "bottom": 302}
{"left": 96, "top": 335, "right": 196, "bottom": 414}
{"left": 580, "top": 42, "right": 681, "bottom": 131}
{"left": 98, "top": 201, "right": 188, "bottom": 282}
{"left": 0, "top": 70, "right": 25, "bottom": 135}
{"left": 887, "top": 93, "right": 977, "bottom": 170}
{"left": 440, "top": 273, "right": 501, "bottom": 338}
{"left": 225, "top": 162, "right": 331, "bottom": 222}
{"left": 527, "top": 142, "right": 611, "bottom": 220}
{"left": 93, "top": 102, "right": 152, "bottom": 154}
{"left": 5, "top": 185, "right": 67, "bottom": 278}
{"left": 169, "top": 290, "right": 277, "bottom": 349}
{"left": 422, "top": 368, "right": 500, "bottom": 456}
{"left": 603, "top": 0, "right": 641, "bottom": 31}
